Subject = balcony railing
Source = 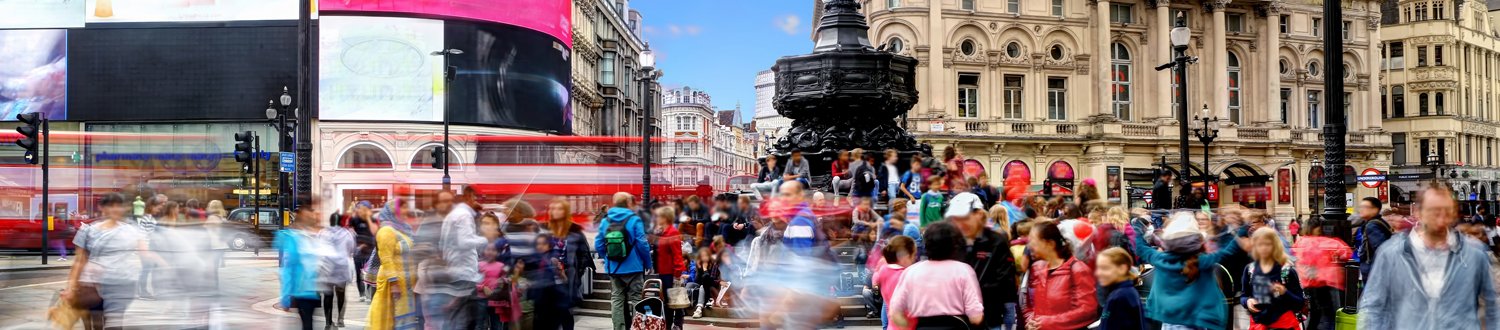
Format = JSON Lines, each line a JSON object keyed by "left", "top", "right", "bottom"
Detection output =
{"left": 906, "top": 118, "right": 1390, "bottom": 148}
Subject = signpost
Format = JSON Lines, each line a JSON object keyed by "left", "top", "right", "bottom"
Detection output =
{"left": 1358, "top": 168, "right": 1385, "bottom": 188}
{"left": 279, "top": 152, "right": 295, "bottom": 173}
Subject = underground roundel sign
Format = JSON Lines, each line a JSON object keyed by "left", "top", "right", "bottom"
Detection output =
{"left": 1358, "top": 168, "right": 1384, "bottom": 188}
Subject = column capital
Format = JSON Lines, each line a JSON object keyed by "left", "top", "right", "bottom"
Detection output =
{"left": 1204, "top": 0, "right": 1230, "bottom": 12}
{"left": 1256, "top": 1, "right": 1285, "bottom": 17}
{"left": 1145, "top": 0, "right": 1166, "bottom": 9}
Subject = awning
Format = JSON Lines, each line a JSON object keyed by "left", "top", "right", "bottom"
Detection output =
{"left": 1221, "top": 163, "right": 1270, "bottom": 185}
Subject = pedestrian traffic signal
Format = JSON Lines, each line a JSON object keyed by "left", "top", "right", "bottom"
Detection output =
{"left": 14, "top": 113, "right": 40, "bottom": 165}
{"left": 234, "top": 131, "right": 254, "bottom": 173}
{"left": 431, "top": 145, "right": 446, "bottom": 169}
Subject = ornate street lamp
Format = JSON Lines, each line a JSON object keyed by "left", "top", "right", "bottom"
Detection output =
{"left": 1193, "top": 104, "right": 1219, "bottom": 207}
{"left": 638, "top": 49, "right": 659, "bottom": 205}
{"left": 1156, "top": 11, "right": 1198, "bottom": 209}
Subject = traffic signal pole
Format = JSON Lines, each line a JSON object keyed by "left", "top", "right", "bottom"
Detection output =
{"left": 40, "top": 118, "right": 48, "bottom": 265}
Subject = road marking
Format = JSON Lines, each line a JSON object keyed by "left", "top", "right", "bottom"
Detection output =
{"left": 0, "top": 280, "right": 65, "bottom": 291}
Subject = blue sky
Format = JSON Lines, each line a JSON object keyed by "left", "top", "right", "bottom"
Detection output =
{"left": 630, "top": 0, "right": 815, "bottom": 123}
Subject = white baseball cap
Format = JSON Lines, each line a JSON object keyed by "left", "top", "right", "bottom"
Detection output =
{"left": 944, "top": 192, "right": 985, "bottom": 219}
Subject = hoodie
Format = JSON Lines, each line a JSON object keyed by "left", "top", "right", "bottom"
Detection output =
{"left": 595, "top": 207, "right": 653, "bottom": 275}
{"left": 1131, "top": 220, "right": 1242, "bottom": 330}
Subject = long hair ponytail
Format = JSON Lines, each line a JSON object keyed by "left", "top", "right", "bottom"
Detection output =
{"left": 1182, "top": 254, "right": 1200, "bottom": 282}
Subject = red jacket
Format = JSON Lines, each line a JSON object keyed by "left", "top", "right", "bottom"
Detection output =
{"left": 1024, "top": 257, "right": 1098, "bottom": 330}
{"left": 654, "top": 225, "right": 687, "bottom": 276}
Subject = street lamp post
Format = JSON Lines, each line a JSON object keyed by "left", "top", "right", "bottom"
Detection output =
{"left": 1321, "top": 0, "right": 1351, "bottom": 242}
{"left": 430, "top": 49, "right": 463, "bottom": 191}
{"left": 267, "top": 87, "right": 294, "bottom": 225}
{"left": 1155, "top": 12, "right": 1198, "bottom": 209}
{"left": 638, "top": 50, "right": 658, "bottom": 205}
{"left": 1193, "top": 104, "right": 1220, "bottom": 207}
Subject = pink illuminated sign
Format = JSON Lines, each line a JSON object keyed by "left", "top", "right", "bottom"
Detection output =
{"left": 318, "top": 0, "right": 572, "bottom": 47}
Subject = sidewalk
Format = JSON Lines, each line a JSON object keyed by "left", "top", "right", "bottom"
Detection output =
{"left": 0, "top": 250, "right": 278, "bottom": 273}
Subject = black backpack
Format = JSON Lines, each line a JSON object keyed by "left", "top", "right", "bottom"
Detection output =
{"left": 1359, "top": 218, "right": 1392, "bottom": 261}
{"left": 853, "top": 163, "right": 877, "bottom": 192}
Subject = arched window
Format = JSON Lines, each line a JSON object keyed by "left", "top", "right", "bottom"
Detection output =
{"left": 1111, "top": 43, "right": 1133, "bottom": 120}
{"left": 1279, "top": 58, "right": 1290, "bottom": 75}
{"left": 1381, "top": 87, "right": 1389, "bottom": 119}
{"left": 1392, "top": 85, "right": 1406, "bottom": 118}
{"left": 1050, "top": 44, "right": 1065, "bottom": 60}
{"left": 1005, "top": 42, "right": 1022, "bottom": 58}
{"left": 1306, "top": 60, "right": 1321, "bottom": 77}
{"left": 888, "top": 37, "right": 904, "bottom": 53}
{"left": 960, "top": 39, "right": 977, "bottom": 56}
{"left": 1419, "top": 92, "right": 1430, "bottom": 116}
{"left": 337, "top": 143, "right": 394, "bottom": 169}
{"left": 1228, "top": 52, "right": 1243, "bottom": 124}
{"left": 411, "top": 144, "right": 460, "bottom": 170}
{"left": 1436, "top": 92, "right": 1445, "bottom": 115}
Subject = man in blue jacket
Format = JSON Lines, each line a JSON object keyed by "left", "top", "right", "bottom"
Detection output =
{"left": 595, "top": 192, "right": 654, "bottom": 330}
{"left": 1359, "top": 184, "right": 1499, "bottom": 330}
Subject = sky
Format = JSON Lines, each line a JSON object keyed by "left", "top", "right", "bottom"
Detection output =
{"left": 629, "top": 0, "right": 816, "bottom": 123}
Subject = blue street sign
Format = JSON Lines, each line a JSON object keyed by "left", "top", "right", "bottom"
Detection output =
{"left": 279, "top": 153, "right": 294, "bottom": 173}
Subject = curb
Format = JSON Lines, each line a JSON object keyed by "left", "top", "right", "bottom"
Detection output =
{"left": 0, "top": 265, "right": 72, "bottom": 273}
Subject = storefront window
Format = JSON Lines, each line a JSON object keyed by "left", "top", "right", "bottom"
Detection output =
{"left": 338, "top": 144, "right": 394, "bottom": 169}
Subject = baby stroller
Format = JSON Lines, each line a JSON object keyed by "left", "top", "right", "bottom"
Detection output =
{"left": 632, "top": 279, "right": 667, "bottom": 330}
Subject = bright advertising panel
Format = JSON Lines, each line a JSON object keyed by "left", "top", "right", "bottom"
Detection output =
{"left": 318, "top": 16, "right": 444, "bottom": 122}
{"left": 85, "top": 0, "right": 298, "bottom": 23}
{"left": 446, "top": 20, "right": 571, "bottom": 133}
{"left": 0, "top": 0, "right": 85, "bottom": 28}
{"left": 318, "top": 0, "right": 571, "bottom": 47}
{"left": 0, "top": 30, "right": 67, "bottom": 121}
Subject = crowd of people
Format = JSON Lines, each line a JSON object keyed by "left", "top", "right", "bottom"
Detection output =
{"left": 53, "top": 146, "right": 1500, "bottom": 330}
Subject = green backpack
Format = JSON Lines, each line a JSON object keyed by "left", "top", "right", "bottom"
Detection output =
{"left": 604, "top": 218, "right": 634, "bottom": 266}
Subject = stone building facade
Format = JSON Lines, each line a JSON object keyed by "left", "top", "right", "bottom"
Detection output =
{"left": 860, "top": 0, "right": 1392, "bottom": 219}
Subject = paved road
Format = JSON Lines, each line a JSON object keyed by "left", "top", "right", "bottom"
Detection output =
{"left": 0, "top": 255, "right": 869, "bottom": 330}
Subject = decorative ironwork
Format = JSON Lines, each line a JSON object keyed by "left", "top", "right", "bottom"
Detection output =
{"left": 770, "top": 0, "right": 931, "bottom": 165}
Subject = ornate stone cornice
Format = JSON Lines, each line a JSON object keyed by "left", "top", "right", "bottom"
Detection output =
{"left": 1256, "top": 1, "right": 1285, "bottom": 17}
{"left": 1145, "top": 0, "right": 1165, "bottom": 9}
{"left": 1204, "top": 0, "right": 1229, "bottom": 12}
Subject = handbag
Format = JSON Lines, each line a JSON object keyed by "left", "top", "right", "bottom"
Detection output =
{"left": 69, "top": 284, "right": 102, "bottom": 309}
{"left": 667, "top": 286, "right": 692, "bottom": 309}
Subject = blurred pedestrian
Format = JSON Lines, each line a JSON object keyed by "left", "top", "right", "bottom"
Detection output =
{"left": 527, "top": 234, "right": 572, "bottom": 330}
{"left": 595, "top": 193, "right": 652, "bottom": 330}
{"left": 1131, "top": 211, "right": 1248, "bottom": 330}
{"left": 546, "top": 198, "right": 590, "bottom": 330}
{"left": 478, "top": 214, "right": 519, "bottom": 330}
{"left": 888, "top": 222, "right": 985, "bottom": 330}
{"left": 500, "top": 199, "right": 544, "bottom": 330}
{"left": 67, "top": 193, "right": 156, "bottom": 330}
{"left": 317, "top": 205, "right": 357, "bottom": 328}
{"left": 950, "top": 192, "right": 1022, "bottom": 330}
{"left": 652, "top": 206, "right": 687, "bottom": 329}
{"left": 1291, "top": 218, "right": 1351, "bottom": 330}
{"left": 348, "top": 201, "right": 378, "bottom": 301}
{"left": 1359, "top": 182, "right": 1500, "bottom": 329}
{"left": 368, "top": 199, "right": 421, "bottom": 330}
{"left": 275, "top": 196, "right": 331, "bottom": 330}
{"left": 1024, "top": 220, "right": 1098, "bottom": 330}
{"left": 1240, "top": 227, "right": 1304, "bottom": 330}
{"left": 870, "top": 235, "right": 916, "bottom": 330}
{"left": 135, "top": 194, "right": 166, "bottom": 299}
{"left": 1095, "top": 247, "right": 1145, "bottom": 330}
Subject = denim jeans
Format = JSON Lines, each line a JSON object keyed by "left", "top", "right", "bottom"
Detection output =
{"left": 1001, "top": 302, "right": 1017, "bottom": 330}
{"left": 886, "top": 183, "right": 900, "bottom": 203}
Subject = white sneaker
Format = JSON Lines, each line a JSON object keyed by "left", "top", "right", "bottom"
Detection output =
{"left": 692, "top": 307, "right": 703, "bottom": 319}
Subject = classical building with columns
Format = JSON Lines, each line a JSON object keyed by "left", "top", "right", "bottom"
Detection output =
{"left": 860, "top": 0, "right": 1392, "bottom": 219}
{"left": 1380, "top": 0, "right": 1500, "bottom": 212}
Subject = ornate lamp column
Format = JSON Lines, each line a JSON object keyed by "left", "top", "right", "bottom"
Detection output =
{"left": 1321, "top": 0, "right": 1350, "bottom": 242}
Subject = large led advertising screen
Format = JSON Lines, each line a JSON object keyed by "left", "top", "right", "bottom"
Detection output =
{"left": 318, "top": 0, "right": 571, "bottom": 47}
{"left": 68, "top": 26, "right": 298, "bottom": 121}
{"left": 446, "top": 20, "right": 571, "bottom": 134}
{"left": 0, "top": 0, "right": 85, "bottom": 29}
{"left": 0, "top": 30, "right": 67, "bottom": 121}
{"left": 318, "top": 16, "right": 445, "bottom": 122}
{"left": 85, "top": 0, "right": 298, "bottom": 23}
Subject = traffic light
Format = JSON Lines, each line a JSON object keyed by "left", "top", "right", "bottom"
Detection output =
{"left": 431, "top": 145, "right": 446, "bottom": 169}
{"left": 234, "top": 131, "right": 254, "bottom": 174}
{"left": 14, "top": 113, "right": 40, "bottom": 165}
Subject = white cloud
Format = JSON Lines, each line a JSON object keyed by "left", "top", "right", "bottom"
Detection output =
{"left": 775, "top": 15, "right": 801, "bottom": 35}
{"left": 660, "top": 24, "right": 702, "bottom": 37}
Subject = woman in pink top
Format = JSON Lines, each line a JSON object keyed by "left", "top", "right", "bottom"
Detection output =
{"left": 872, "top": 236, "right": 918, "bottom": 330}
{"left": 889, "top": 222, "right": 985, "bottom": 330}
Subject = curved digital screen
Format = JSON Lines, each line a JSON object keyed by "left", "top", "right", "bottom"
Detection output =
{"left": 318, "top": 0, "right": 571, "bottom": 47}
{"left": 445, "top": 20, "right": 571, "bottom": 134}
